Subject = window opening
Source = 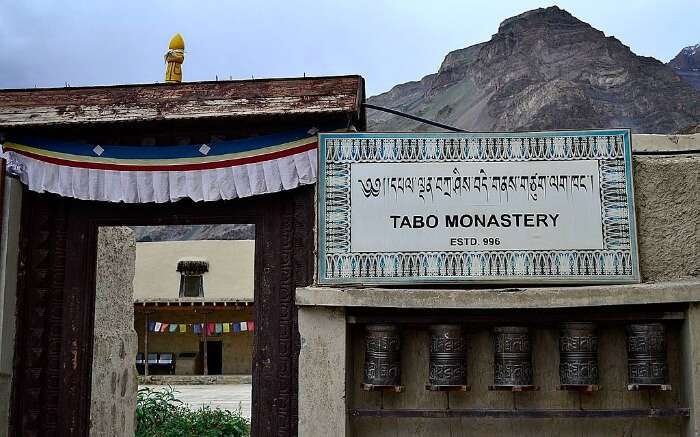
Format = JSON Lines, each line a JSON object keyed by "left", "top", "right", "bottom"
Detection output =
{"left": 177, "top": 260, "right": 209, "bottom": 297}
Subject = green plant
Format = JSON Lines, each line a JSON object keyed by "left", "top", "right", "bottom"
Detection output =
{"left": 136, "top": 386, "right": 249, "bottom": 437}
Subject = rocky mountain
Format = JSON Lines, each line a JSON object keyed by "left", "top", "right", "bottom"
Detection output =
{"left": 668, "top": 44, "right": 700, "bottom": 91}
{"left": 368, "top": 7, "right": 700, "bottom": 134}
{"left": 131, "top": 224, "right": 255, "bottom": 242}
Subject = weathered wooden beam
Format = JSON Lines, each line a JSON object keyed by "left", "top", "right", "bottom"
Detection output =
{"left": 0, "top": 76, "right": 364, "bottom": 127}
{"left": 349, "top": 408, "right": 690, "bottom": 418}
{"left": 133, "top": 304, "right": 253, "bottom": 313}
{"left": 346, "top": 309, "right": 686, "bottom": 325}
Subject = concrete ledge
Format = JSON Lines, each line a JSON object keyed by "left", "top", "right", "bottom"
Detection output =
{"left": 632, "top": 133, "right": 700, "bottom": 152}
{"left": 296, "top": 278, "right": 700, "bottom": 309}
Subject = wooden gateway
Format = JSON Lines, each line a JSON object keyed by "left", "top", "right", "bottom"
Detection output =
{"left": 0, "top": 76, "right": 365, "bottom": 437}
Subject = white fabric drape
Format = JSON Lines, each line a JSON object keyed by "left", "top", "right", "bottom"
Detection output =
{"left": 1, "top": 148, "right": 318, "bottom": 203}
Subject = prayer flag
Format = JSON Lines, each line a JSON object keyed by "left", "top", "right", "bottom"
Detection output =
{"left": 248, "top": 321, "right": 255, "bottom": 332}
{"left": 161, "top": 323, "right": 169, "bottom": 332}
{"left": 193, "top": 324, "right": 202, "bottom": 335}
{"left": 215, "top": 323, "right": 223, "bottom": 334}
{"left": 240, "top": 321, "right": 248, "bottom": 332}
{"left": 233, "top": 323, "right": 241, "bottom": 333}
{"left": 0, "top": 129, "right": 320, "bottom": 204}
{"left": 148, "top": 321, "right": 156, "bottom": 332}
{"left": 179, "top": 324, "right": 187, "bottom": 333}
{"left": 223, "top": 323, "right": 230, "bottom": 333}
{"left": 208, "top": 323, "right": 215, "bottom": 336}
{"left": 169, "top": 324, "right": 178, "bottom": 332}
{"left": 154, "top": 322, "right": 162, "bottom": 332}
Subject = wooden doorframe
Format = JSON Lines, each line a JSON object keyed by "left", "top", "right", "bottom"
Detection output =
{"left": 10, "top": 185, "right": 314, "bottom": 436}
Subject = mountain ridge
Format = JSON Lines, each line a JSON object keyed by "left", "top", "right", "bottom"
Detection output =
{"left": 668, "top": 43, "right": 700, "bottom": 91}
{"left": 131, "top": 224, "right": 255, "bottom": 242}
{"left": 368, "top": 7, "right": 700, "bottom": 133}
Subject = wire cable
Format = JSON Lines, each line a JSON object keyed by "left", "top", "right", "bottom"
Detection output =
{"left": 362, "top": 103, "right": 466, "bottom": 132}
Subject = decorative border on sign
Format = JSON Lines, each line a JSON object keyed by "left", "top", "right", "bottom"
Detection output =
{"left": 324, "top": 162, "right": 352, "bottom": 253}
{"left": 600, "top": 159, "right": 631, "bottom": 250}
{"left": 324, "top": 250, "right": 633, "bottom": 279}
{"left": 317, "top": 130, "right": 640, "bottom": 284}
{"left": 324, "top": 134, "right": 625, "bottom": 163}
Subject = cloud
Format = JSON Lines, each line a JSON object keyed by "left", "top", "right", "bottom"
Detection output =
{"left": 0, "top": 0, "right": 696, "bottom": 95}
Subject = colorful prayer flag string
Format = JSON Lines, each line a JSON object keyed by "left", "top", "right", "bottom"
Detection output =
{"left": 147, "top": 320, "right": 256, "bottom": 334}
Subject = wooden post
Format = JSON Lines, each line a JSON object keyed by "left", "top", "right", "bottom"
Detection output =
{"left": 144, "top": 312, "right": 150, "bottom": 376}
{"left": 682, "top": 303, "right": 700, "bottom": 437}
{"left": 203, "top": 312, "right": 208, "bottom": 375}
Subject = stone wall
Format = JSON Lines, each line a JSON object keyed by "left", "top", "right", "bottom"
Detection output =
{"left": 634, "top": 154, "right": 700, "bottom": 281}
{"left": 90, "top": 227, "right": 138, "bottom": 437}
{"left": 298, "top": 307, "right": 348, "bottom": 436}
{"left": 133, "top": 240, "right": 255, "bottom": 301}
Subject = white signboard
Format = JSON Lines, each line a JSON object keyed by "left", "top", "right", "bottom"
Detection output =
{"left": 318, "top": 131, "right": 640, "bottom": 285}
{"left": 351, "top": 160, "right": 602, "bottom": 252}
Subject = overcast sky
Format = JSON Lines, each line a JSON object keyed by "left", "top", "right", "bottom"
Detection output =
{"left": 1, "top": 0, "right": 697, "bottom": 96}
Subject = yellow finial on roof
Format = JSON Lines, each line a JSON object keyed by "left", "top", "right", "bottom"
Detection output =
{"left": 169, "top": 33, "right": 185, "bottom": 50}
{"left": 165, "top": 33, "right": 185, "bottom": 83}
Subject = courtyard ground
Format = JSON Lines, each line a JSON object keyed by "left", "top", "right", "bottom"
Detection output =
{"left": 142, "top": 384, "right": 252, "bottom": 420}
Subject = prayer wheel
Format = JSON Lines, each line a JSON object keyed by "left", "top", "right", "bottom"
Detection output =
{"left": 428, "top": 324, "right": 467, "bottom": 386}
{"left": 493, "top": 326, "right": 533, "bottom": 386}
{"left": 559, "top": 322, "right": 599, "bottom": 385}
{"left": 363, "top": 324, "right": 401, "bottom": 387}
{"left": 626, "top": 323, "right": 667, "bottom": 385}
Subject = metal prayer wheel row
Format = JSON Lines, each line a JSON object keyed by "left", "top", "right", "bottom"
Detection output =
{"left": 362, "top": 323, "right": 668, "bottom": 389}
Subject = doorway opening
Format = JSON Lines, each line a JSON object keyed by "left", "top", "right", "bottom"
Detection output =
{"left": 11, "top": 187, "right": 315, "bottom": 437}
{"left": 130, "top": 224, "right": 256, "bottom": 380}
{"left": 202, "top": 341, "right": 223, "bottom": 375}
{"left": 90, "top": 223, "right": 256, "bottom": 433}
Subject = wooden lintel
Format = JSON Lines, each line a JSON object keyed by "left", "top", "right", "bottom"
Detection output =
{"left": 134, "top": 304, "right": 253, "bottom": 313}
{"left": 349, "top": 408, "right": 690, "bottom": 419}
{"left": 347, "top": 309, "right": 686, "bottom": 325}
